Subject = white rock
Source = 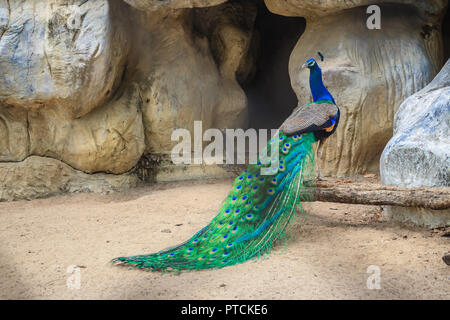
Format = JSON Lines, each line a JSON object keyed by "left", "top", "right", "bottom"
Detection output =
{"left": 380, "top": 59, "right": 450, "bottom": 227}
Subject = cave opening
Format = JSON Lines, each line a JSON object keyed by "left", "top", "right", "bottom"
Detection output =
{"left": 241, "top": 1, "right": 306, "bottom": 131}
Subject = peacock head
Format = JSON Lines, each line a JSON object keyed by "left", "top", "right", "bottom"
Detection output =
{"left": 302, "top": 52, "right": 324, "bottom": 70}
{"left": 302, "top": 58, "right": 318, "bottom": 70}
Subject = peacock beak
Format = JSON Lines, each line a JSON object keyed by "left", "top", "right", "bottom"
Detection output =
{"left": 301, "top": 63, "right": 307, "bottom": 69}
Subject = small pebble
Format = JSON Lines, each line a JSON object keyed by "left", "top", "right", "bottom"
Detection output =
{"left": 442, "top": 253, "right": 450, "bottom": 266}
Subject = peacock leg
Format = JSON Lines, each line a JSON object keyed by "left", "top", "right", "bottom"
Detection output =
{"left": 315, "top": 139, "right": 322, "bottom": 181}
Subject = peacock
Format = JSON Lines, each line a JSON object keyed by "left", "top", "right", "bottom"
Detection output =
{"left": 112, "top": 53, "right": 340, "bottom": 272}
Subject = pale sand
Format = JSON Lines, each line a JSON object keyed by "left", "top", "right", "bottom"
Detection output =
{"left": 0, "top": 179, "right": 448, "bottom": 299}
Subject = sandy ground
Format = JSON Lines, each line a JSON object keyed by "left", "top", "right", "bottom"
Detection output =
{"left": 0, "top": 178, "right": 448, "bottom": 300}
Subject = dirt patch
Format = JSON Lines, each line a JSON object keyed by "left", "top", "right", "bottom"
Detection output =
{"left": 0, "top": 179, "right": 448, "bottom": 299}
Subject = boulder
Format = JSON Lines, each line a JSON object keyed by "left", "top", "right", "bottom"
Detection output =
{"left": 0, "top": 0, "right": 143, "bottom": 175}
{"left": 380, "top": 59, "right": 450, "bottom": 227}
{"left": 265, "top": 1, "right": 447, "bottom": 176}
{"left": 0, "top": 0, "right": 129, "bottom": 119}
{"left": 28, "top": 83, "right": 146, "bottom": 174}
{"left": 0, "top": 156, "right": 140, "bottom": 202}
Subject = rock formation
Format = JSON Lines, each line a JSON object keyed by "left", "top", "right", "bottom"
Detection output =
{"left": 380, "top": 59, "right": 450, "bottom": 227}
{"left": 0, "top": 0, "right": 256, "bottom": 200}
{"left": 126, "top": 2, "right": 256, "bottom": 155}
{"left": 266, "top": 0, "right": 447, "bottom": 176}
{"left": 123, "top": 0, "right": 228, "bottom": 11}
{"left": 0, "top": 0, "right": 129, "bottom": 118}
{"left": 0, "top": 0, "right": 448, "bottom": 201}
{"left": 0, "top": 156, "right": 140, "bottom": 202}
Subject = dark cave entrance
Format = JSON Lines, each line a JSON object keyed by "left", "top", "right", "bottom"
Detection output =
{"left": 242, "top": 2, "right": 305, "bottom": 131}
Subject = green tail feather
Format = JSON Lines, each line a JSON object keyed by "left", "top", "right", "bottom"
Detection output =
{"left": 112, "top": 131, "right": 316, "bottom": 271}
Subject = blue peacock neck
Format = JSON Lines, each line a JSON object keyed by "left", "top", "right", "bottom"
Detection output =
{"left": 309, "top": 65, "right": 335, "bottom": 104}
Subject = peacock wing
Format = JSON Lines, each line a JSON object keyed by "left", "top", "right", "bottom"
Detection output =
{"left": 280, "top": 102, "right": 338, "bottom": 136}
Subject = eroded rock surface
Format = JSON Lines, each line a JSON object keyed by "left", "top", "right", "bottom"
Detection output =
{"left": 127, "top": 3, "right": 256, "bottom": 154}
{"left": 0, "top": 105, "right": 29, "bottom": 162}
{"left": 28, "top": 83, "right": 146, "bottom": 174}
{"left": 265, "top": 0, "right": 446, "bottom": 21}
{"left": 0, "top": 0, "right": 256, "bottom": 199}
{"left": 124, "top": 0, "right": 228, "bottom": 11}
{"left": 0, "top": 0, "right": 128, "bottom": 118}
{"left": 0, "top": 156, "right": 140, "bottom": 202}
